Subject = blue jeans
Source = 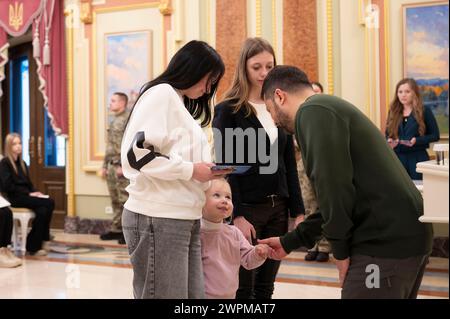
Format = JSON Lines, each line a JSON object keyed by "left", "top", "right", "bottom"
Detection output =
{"left": 122, "top": 208, "right": 204, "bottom": 299}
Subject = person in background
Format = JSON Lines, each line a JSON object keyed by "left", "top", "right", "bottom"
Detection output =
{"left": 213, "top": 37, "right": 304, "bottom": 299}
{"left": 201, "top": 178, "right": 270, "bottom": 299}
{"left": 0, "top": 194, "right": 22, "bottom": 268}
{"left": 99, "top": 92, "right": 130, "bottom": 244}
{"left": 0, "top": 133, "right": 55, "bottom": 256}
{"left": 259, "top": 66, "right": 433, "bottom": 299}
{"left": 386, "top": 78, "right": 440, "bottom": 180}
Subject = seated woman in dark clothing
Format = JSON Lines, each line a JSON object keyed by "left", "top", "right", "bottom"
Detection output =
{"left": 0, "top": 133, "right": 54, "bottom": 255}
{"left": 0, "top": 195, "right": 22, "bottom": 267}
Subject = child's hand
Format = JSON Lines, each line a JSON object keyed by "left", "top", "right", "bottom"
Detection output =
{"left": 255, "top": 244, "right": 270, "bottom": 259}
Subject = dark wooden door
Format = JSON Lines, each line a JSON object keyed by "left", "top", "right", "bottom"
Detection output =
{"left": 1, "top": 42, "right": 66, "bottom": 229}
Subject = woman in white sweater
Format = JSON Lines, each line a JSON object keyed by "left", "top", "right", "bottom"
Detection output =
{"left": 121, "top": 40, "right": 229, "bottom": 299}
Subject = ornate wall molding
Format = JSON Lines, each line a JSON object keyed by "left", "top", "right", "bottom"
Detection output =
{"left": 326, "top": 0, "right": 334, "bottom": 95}
{"left": 80, "top": 0, "right": 93, "bottom": 24}
{"left": 159, "top": 0, "right": 173, "bottom": 16}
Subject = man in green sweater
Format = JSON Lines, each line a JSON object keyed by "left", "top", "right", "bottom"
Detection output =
{"left": 259, "top": 66, "right": 433, "bottom": 299}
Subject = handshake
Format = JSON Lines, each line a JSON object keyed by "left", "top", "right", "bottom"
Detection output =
{"left": 255, "top": 237, "right": 288, "bottom": 260}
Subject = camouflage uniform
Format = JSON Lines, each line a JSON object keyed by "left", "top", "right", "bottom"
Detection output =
{"left": 103, "top": 109, "right": 130, "bottom": 232}
{"left": 295, "top": 146, "right": 330, "bottom": 253}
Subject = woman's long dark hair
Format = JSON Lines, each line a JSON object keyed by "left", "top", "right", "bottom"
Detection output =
{"left": 128, "top": 40, "right": 225, "bottom": 127}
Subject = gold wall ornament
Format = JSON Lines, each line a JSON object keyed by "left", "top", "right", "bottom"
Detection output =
{"left": 80, "top": 0, "right": 93, "bottom": 24}
{"left": 9, "top": 2, "right": 24, "bottom": 31}
{"left": 159, "top": 0, "right": 173, "bottom": 16}
{"left": 326, "top": 0, "right": 334, "bottom": 95}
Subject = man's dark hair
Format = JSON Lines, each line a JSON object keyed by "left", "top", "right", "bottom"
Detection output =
{"left": 114, "top": 92, "right": 129, "bottom": 106}
{"left": 261, "top": 66, "right": 312, "bottom": 100}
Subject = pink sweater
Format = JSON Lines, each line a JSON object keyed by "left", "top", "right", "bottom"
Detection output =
{"left": 200, "top": 218, "right": 266, "bottom": 299}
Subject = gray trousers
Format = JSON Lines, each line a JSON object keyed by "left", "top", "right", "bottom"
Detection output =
{"left": 122, "top": 208, "right": 204, "bottom": 299}
{"left": 341, "top": 254, "right": 429, "bottom": 299}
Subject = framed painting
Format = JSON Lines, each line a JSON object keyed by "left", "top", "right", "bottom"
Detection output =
{"left": 403, "top": 2, "right": 449, "bottom": 137}
{"left": 85, "top": 4, "right": 163, "bottom": 171}
{"left": 105, "top": 30, "right": 152, "bottom": 124}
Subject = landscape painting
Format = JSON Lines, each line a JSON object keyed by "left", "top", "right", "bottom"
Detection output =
{"left": 403, "top": 2, "right": 449, "bottom": 136}
{"left": 105, "top": 31, "right": 152, "bottom": 122}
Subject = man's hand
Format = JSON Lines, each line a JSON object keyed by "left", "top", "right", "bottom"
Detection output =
{"left": 30, "top": 191, "right": 44, "bottom": 197}
{"left": 192, "top": 163, "right": 232, "bottom": 183}
{"left": 335, "top": 257, "right": 350, "bottom": 287}
{"left": 258, "top": 237, "right": 287, "bottom": 260}
{"left": 234, "top": 216, "right": 256, "bottom": 244}
{"left": 387, "top": 138, "right": 399, "bottom": 149}
{"left": 115, "top": 166, "right": 123, "bottom": 177}
{"left": 255, "top": 244, "right": 271, "bottom": 259}
{"left": 294, "top": 214, "right": 305, "bottom": 227}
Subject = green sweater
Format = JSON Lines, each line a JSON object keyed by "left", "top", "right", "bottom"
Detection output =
{"left": 280, "top": 94, "right": 433, "bottom": 260}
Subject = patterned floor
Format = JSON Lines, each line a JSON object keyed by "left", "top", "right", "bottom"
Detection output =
{"left": 11, "top": 232, "right": 446, "bottom": 299}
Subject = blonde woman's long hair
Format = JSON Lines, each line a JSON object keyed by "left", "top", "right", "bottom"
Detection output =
{"left": 386, "top": 78, "right": 426, "bottom": 139}
{"left": 4, "top": 133, "right": 27, "bottom": 175}
{"left": 221, "top": 37, "right": 276, "bottom": 117}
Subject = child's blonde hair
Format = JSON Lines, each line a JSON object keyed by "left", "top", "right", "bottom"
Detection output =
{"left": 209, "top": 177, "right": 230, "bottom": 189}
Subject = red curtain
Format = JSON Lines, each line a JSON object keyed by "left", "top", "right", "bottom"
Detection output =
{"left": 0, "top": 0, "right": 44, "bottom": 35}
{"left": 0, "top": 0, "right": 67, "bottom": 136}
{"left": 0, "top": 28, "right": 8, "bottom": 98}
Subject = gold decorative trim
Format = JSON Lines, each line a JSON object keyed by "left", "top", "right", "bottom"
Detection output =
{"left": 92, "top": 10, "right": 100, "bottom": 159}
{"left": 358, "top": 0, "right": 371, "bottom": 25}
{"left": 159, "top": 0, "right": 173, "bottom": 16}
{"left": 364, "top": 0, "right": 381, "bottom": 126}
{"left": 9, "top": 2, "right": 24, "bottom": 31}
{"left": 80, "top": 1, "right": 93, "bottom": 24}
{"left": 206, "top": 0, "right": 211, "bottom": 44}
{"left": 384, "top": 1, "right": 391, "bottom": 114}
{"left": 256, "top": 0, "right": 262, "bottom": 37}
{"left": 272, "top": 0, "right": 277, "bottom": 55}
{"left": 94, "top": 2, "right": 160, "bottom": 14}
{"left": 66, "top": 9, "right": 75, "bottom": 217}
{"left": 326, "top": 0, "right": 334, "bottom": 95}
{"left": 364, "top": 15, "right": 370, "bottom": 117}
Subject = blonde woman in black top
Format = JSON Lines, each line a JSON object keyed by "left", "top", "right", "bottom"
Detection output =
{"left": 0, "top": 133, "right": 54, "bottom": 255}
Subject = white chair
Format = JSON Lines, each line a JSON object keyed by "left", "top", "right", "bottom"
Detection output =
{"left": 11, "top": 208, "right": 36, "bottom": 252}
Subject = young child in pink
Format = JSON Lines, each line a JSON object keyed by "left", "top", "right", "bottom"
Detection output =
{"left": 201, "top": 178, "right": 270, "bottom": 299}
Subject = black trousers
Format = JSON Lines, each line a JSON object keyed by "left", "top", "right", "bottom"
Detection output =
{"left": 235, "top": 197, "right": 288, "bottom": 299}
{"left": 0, "top": 207, "right": 13, "bottom": 247}
{"left": 10, "top": 195, "right": 54, "bottom": 253}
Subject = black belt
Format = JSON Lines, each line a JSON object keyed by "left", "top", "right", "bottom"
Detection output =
{"left": 243, "top": 194, "right": 285, "bottom": 208}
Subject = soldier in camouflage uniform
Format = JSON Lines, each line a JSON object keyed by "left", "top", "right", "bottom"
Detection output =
{"left": 100, "top": 92, "right": 130, "bottom": 244}
{"left": 295, "top": 136, "right": 331, "bottom": 262}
